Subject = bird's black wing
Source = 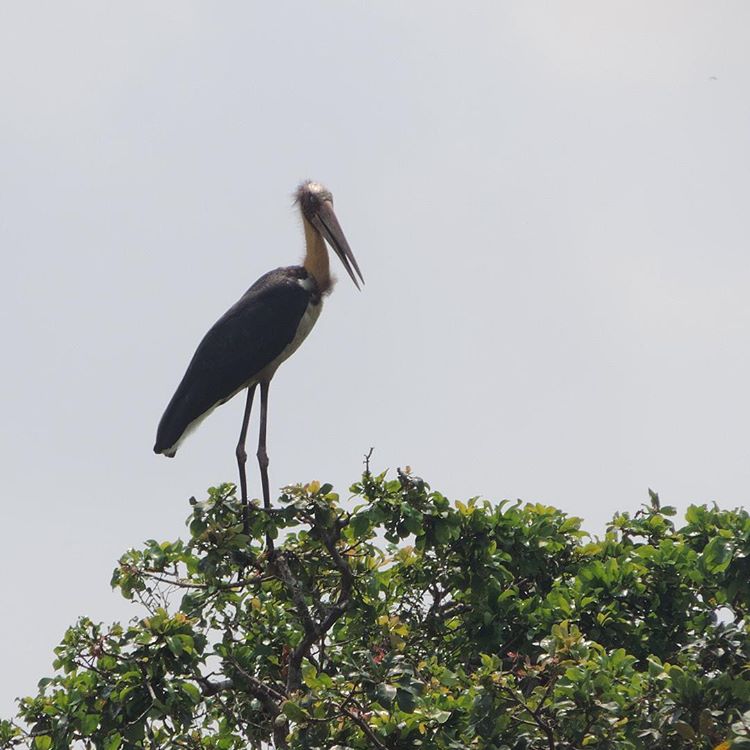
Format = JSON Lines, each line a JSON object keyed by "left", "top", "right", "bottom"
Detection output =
{"left": 154, "top": 267, "right": 314, "bottom": 455}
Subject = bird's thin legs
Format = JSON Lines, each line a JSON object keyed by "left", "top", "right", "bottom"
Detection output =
{"left": 236, "top": 384, "right": 257, "bottom": 533}
{"left": 257, "top": 380, "right": 275, "bottom": 556}
{"left": 257, "top": 381, "right": 271, "bottom": 511}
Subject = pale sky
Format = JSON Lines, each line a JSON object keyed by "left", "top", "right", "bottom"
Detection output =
{"left": 2, "top": 1, "right": 749, "bottom": 717}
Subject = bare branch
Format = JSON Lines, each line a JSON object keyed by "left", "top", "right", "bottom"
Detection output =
{"left": 363, "top": 447, "right": 374, "bottom": 476}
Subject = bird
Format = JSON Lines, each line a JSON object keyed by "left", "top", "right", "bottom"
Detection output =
{"left": 154, "top": 180, "right": 363, "bottom": 521}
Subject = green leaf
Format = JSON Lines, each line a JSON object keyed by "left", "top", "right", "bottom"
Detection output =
{"left": 166, "top": 637, "right": 182, "bottom": 657}
{"left": 350, "top": 513, "right": 370, "bottom": 538}
{"left": 396, "top": 687, "right": 416, "bottom": 712}
{"left": 79, "top": 713, "right": 100, "bottom": 734}
{"left": 180, "top": 682, "right": 201, "bottom": 703}
{"left": 282, "top": 700, "right": 309, "bottom": 723}
{"left": 33, "top": 737, "right": 53, "bottom": 750}
{"left": 674, "top": 721, "right": 695, "bottom": 740}
{"left": 376, "top": 683, "right": 397, "bottom": 706}
{"left": 648, "top": 488, "right": 660, "bottom": 510}
{"left": 433, "top": 518, "right": 450, "bottom": 545}
{"left": 703, "top": 537, "right": 732, "bottom": 573}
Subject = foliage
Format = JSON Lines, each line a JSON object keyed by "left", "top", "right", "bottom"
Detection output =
{"left": 3, "top": 468, "right": 750, "bottom": 749}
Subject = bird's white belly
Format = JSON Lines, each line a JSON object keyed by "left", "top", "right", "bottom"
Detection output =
{"left": 258, "top": 299, "right": 323, "bottom": 381}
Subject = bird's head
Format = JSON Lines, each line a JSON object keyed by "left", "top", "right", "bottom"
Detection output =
{"left": 295, "top": 180, "right": 364, "bottom": 290}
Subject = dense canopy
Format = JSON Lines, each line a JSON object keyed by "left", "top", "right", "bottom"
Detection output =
{"left": 2, "top": 467, "right": 750, "bottom": 749}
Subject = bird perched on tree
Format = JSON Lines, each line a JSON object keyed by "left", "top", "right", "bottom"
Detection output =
{"left": 154, "top": 180, "right": 363, "bottom": 516}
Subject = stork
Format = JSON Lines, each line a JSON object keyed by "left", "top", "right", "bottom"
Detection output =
{"left": 154, "top": 181, "right": 363, "bottom": 522}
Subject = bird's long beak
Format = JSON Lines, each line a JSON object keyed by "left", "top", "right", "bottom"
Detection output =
{"left": 313, "top": 202, "right": 364, "bottom": 290}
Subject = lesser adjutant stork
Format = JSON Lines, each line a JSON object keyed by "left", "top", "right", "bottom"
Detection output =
{"left": 154, "top": 180, "right": 363, "bottom": 519}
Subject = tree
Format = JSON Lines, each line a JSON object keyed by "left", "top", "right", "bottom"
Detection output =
{"left": 2, "top": 465, "right": 750, "bottom": 749}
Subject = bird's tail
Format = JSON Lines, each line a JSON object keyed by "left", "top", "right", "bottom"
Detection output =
{"left": 154, "top": 396, "right": 189, "bottom": 457}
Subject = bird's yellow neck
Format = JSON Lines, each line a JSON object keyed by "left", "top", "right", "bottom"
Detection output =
{"left": 302, "top": 218, "right": 332, "bottom": 295}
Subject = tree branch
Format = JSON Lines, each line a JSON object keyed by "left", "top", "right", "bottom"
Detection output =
{"left": 198, "top": 677, "right": 234, "bottom": 696}
{"left": 503, "top": 683, "right": 557, "bottom": 750}
{"left": 274, "top": 553, "right": 319, "bottom": 638}
{"left": 341, "top": 705, "right": 388, "bottom": 750}
{"left": 142, "top": 571, "right": 268, "bottom": 590}
{"left": 227, "top": 659, "right": 286, "bottom": 716}
{"left": 284, "top": 520, "right": 354, "bottom": 693}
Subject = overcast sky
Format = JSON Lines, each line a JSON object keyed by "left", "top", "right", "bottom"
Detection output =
{"left": 2, "top": 1, "right": 749, "bottom": 717}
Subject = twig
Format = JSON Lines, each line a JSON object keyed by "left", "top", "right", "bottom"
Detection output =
{"left": 342, "top": 704, "right": 388, "bottom": 750}
{"left": 504, "top": 684, "right": 557, "bottom": 750}
{"left": 228, "top": 659, "right": 286, "bottom": 716}
{"left": 198, "top": 677, "right": 234, "bottom": 696}
{"left": 363, "top": 447, "right": 374, "bottom": 476}
{"left": 142, "top": 571, "right": 268, "bottom": 590}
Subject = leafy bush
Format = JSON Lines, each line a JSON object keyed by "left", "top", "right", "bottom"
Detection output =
{"left": 2, "top": 468, "right": 749, "bottom": 749}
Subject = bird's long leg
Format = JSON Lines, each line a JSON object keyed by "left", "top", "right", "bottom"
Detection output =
{"left": 236, "top": 384, "right": 257, "bottom": 533}
{"left": 257, "top": 380, "right": 271, "bottom": 511}
{"left": 257, "top": 380, "right": 275, "bottom": 557}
